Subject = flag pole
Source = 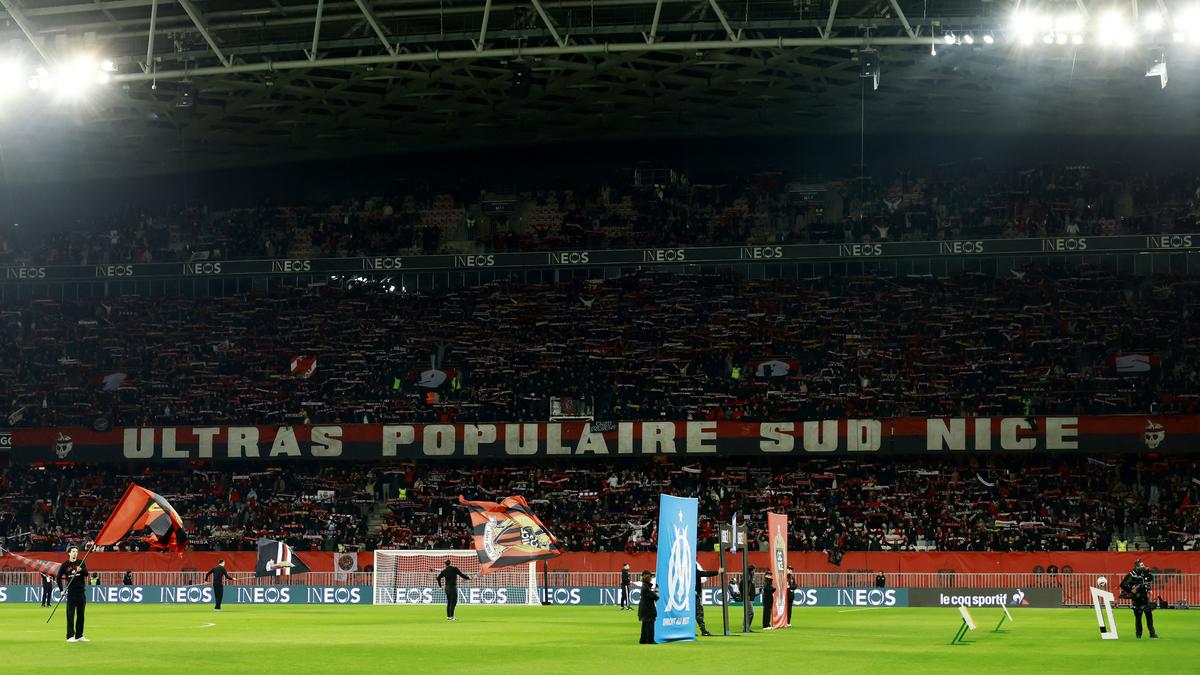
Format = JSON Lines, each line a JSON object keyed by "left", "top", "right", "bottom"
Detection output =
{"left": 46, "top": 538, "right": 99, "bottom": 623}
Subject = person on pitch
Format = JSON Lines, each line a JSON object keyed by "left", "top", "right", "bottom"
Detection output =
{"left": 205, "top": 559, "right": 234, "bottom": 611}
{"left": 786, "top": 566, "right": 798, "bottom": 628}
{"left": 637, "top": 571, "right": 658, "bottom": 644}
{"left": 695, "top": 561, "right": 722, "bottom": 636}
{"left": 436, "top": 559, "right": 470, "bottom": 621}
{"left": 1120, "top": 559, "right": 1158, "bottom": 639}
{"left": 57, "top": 545, "right": 88, "bottom": 643}
{"left": 41, "top": 572, "right": 54, "bottom": 607}
{"left": 620, "top": 563, "right": 632, "bottom": 611}
{"left": 761, "top": 570, "right": 775, "bottom": 630}
{"left": 744, "top": 565, "right": 758, "bottom": 631}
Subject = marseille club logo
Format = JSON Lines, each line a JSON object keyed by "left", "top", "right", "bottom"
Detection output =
{"left": 665, "top": 512, "right": 692, "bottom": 613}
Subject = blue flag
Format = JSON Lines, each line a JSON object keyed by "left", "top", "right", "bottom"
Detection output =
{"left": 654, "top": 493, "right": 698, "bottom": 643}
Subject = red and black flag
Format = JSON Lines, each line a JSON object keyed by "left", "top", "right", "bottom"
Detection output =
{"left": 2, "top": 549, "right": 61, "bottom": 577}
{"left": 458, "top": 495, "right": 563, "bottom": 574}
{"left": 95, "top": 483, "right": 188, "bottom": 553}
{"left": 255, "top": 537, "right": 312, "bottom": 577}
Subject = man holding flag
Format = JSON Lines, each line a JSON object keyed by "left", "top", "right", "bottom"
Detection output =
{"left": 57, "top": 545, "right": 89, "bottom": 642}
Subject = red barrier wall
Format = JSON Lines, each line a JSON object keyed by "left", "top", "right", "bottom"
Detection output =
{"left": 7, "top": 551, "right": 1197, "bottom": 575}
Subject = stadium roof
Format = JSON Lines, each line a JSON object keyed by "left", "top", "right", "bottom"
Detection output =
{"left": 0, "top": 0, "right": 1198, "bottom": 181}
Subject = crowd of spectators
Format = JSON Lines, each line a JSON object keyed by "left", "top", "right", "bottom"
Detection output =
{"left": 0, "top": 462, "right": 375, "bottom": 553}
{"left": 1, "top": 266, "right": 1198, "bottom": 429}
{"left": 2, "top": 455, "right": 1197, "bottom": 554}
{"left": 1, "top": 163, "right": 1198, "bottom": 266}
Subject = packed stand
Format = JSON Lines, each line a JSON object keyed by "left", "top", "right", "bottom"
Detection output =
{"left": 1, "top": 456, "right": 1197, "bottom": 554}
{"left": 1, "top": 165, "right": 1198, "bottom": 267}
{"left": 0, "top": 463, "right": 376, "bottom": 553}
{"left": 1, "top": 266, "right": 1199, "bottom": 429}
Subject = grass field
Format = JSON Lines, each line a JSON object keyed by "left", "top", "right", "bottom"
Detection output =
{"left": 0, "top": 604, "right": 1193, "bottom": 674}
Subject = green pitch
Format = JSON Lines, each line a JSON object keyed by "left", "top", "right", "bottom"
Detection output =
{"left": 0, "top": 605, "right": 1193, "bottom": 674}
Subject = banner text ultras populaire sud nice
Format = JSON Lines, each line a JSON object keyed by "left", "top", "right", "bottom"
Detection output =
{"left": 9, "top": 416, "right": 1193, "bottom": 463}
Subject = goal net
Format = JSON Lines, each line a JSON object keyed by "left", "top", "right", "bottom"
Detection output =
{"left": 372, "top": 550, "right": 539, "bottom": 606}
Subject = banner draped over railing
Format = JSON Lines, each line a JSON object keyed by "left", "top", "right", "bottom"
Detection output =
{"left": 9, "top": 415, "right": 1198, "bottom": 462}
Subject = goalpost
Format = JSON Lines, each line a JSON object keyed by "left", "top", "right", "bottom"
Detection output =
{"left": 372, "top": 550, "right": 539, "bottom": 606}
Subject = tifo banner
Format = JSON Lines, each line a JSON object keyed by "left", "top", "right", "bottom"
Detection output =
{"left": 0, "top": 585, "right": 371, "bottom": 604}
{"left": 10, "top": 415, "right": 1200, "bottom": 462}
{"left": 768, "top": 512, "right": 788, "bottom": 629}
{"left": 654, "top": 494, "right": 698, "bottom": 644}
{"left": 459, "top": 495, "right": 563, "bottom": 573}
{"left": 908, "top": 588, "right": 1063, "bottom": 608}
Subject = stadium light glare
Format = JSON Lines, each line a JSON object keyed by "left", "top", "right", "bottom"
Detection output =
{"left": 963, "top": 34, "right": 975, "bottom": 45}
{"left": 944, "top": 32, "right": 956, "bottom": 44}
{"left": 1011, "top": 12, "right": 1038, "bottom": 44}
{"left": 1058, "top": 14, "right": 1084, "bottom": 34}
{"left": 983, "top": 34, "right": 995, "bottom": 44}
{"left": 1144, "top": 11, "right": 1165, "bottom": 32}
{"left": 0, "top": 60, "right": 25, "bottom": 95}
{"left": 101, "top": 59, "right": 116, "bottom": 73}
{"left": 1056, "top": 33, "right": 1069, "bottom": 44}
{"left": 1173, "top": 31, "right": 1186, "bottom": 42}
{"left": 1072, "top": 33, "right": 1085, "bottom": 45}
{"left": 1043, "top": 33, "right": 1055, "bottom": 44}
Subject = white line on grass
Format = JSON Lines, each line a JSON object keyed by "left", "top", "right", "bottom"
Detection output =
{"left": 199, "top": 622, "right": 216, "bottom": 628}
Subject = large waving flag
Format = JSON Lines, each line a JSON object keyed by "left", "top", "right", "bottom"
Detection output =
{"left": 768, "top": 512, "right": 789, "bottom": 629}
{"left": 2, "top": 549, "right": 61, "bottom": 577}
{"left": 95, "top": 483, "right": 188, "bottom": 553}
{"left": 458, "top": 495, "right": 563, "bottom": 573}
{"left": 255, "top": 538, "right": 312, "bottom": 577}
{"left": 655, "top": 494, "right": 698, "bottom": 644}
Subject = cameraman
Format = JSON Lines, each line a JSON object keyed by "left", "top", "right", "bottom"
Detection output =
{"left": 1119, "top": 559, "right": 1159, "bottom": 639}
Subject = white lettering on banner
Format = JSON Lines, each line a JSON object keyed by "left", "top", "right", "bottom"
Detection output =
{"left": 938, "top": 593, "right": 1008, "bottom": 607}
{"left": 546, "top": 424, "right": 569, "bottom": 455}
{"left": 123, "top": 428, "right": 151, "bottom": 459}
{"left": 642, "top": 422, "right": 675, "bottom": 454}
{"left": 541, "top": 588, "right": 583, "bottom": 605}
{"left": 160, "top": 587, "right": 213, "bottom": 603}
{"left": 459, "top": 588, "right": 509, "bottom": 604}
{"left": 183, "top": 262, "right": 222, "bottom": 275}
{"left": 1046, "top": 417, "right": 1079, "bottom": 449}
{"left": 90, "top": 586, "right": 144, "bottom": 603}
{"left": 1147, "top": 234, "right": 1194, "bottom": 249}
{"left": 617, "top": 422, "right": 634, "bottom": 454}
{"left": 270, "top": 426, "right": 302, "bottom": 457}
{"left": 928, "top": 419, "right": 965, "bottom": 451}
{"left": 462, "top": 424, "right": 495, "bottom": 456}
{"left": 1042, "top": 237, "right": 1088, "bottom": 252}
{"left": 5, "top": 266, "right": 46, "bottom": 279}
{"left": 1000, "top": 418, "right": 1036, "bottom": 450}
{"left": 548, "top": 251, "right": 590, "bottom": 265}
{"left": 161, "top": 428, "right": 186, "bottom": 459}
{"left": 760, "top": 422, "right": 794, "bottom": 453}
{"left": 975, "top": 419, "right": 991, "bottom": 450}
{"left": 847, "top": 420, "right": 881, "bottom": 452}
{"left": 229, "top": 427, "right": 261, "bottom": 457}
{"left": 836, "top": 589, "right": 898, "bottom": 607}
{"left": 0, "top": 588, "right": 6, "bottom": 602}
{"left": 739, "top": 246, "right": 783, "bottom": 259}
{"left": 382, "top": 425, "right": 415, "bottom": 456}
{"left": 802, "top": 420, "right": 838, "bottom": 452}
{"left": 454, "top": 255, "right": 495, "bottom": 268}
{"left": 504, "top": 423, "right": 538, "bottom": 455}
{"left": 685, "top": 421, "right": 717, "bottom": 453}
{"left": 306, "top": 587, "right": 362, "bottom": 604}
{"left": 423, "top": 425, "right": 455, "bottom": 456}
{"left": 643, "top": 249, "right": 685, "bottom": 263}
{"left": 271, "top": 259, "right": 311, "bottom": 273}
{"left": 311, "top": 426, "right": 343, "bottom": 456}
{"left": 237, "top": 587, "right": 291, "bottom": 604}
{"left": 363, "top": 257, "right": 403, "bottom": 270}
{"left": 939, "top": 240, "right": 985, "bottom": 255}
{"left": 839, "top": 243, "right": 881, "bottom": 257}
{"left": 576, "top": 428, "right": 609, "bottom": 454}
{"left": 96, "top": 264, "right": 134, "bottom": 277}
{"left": 195, "top": 427, "right": 220, "bottom": 458}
